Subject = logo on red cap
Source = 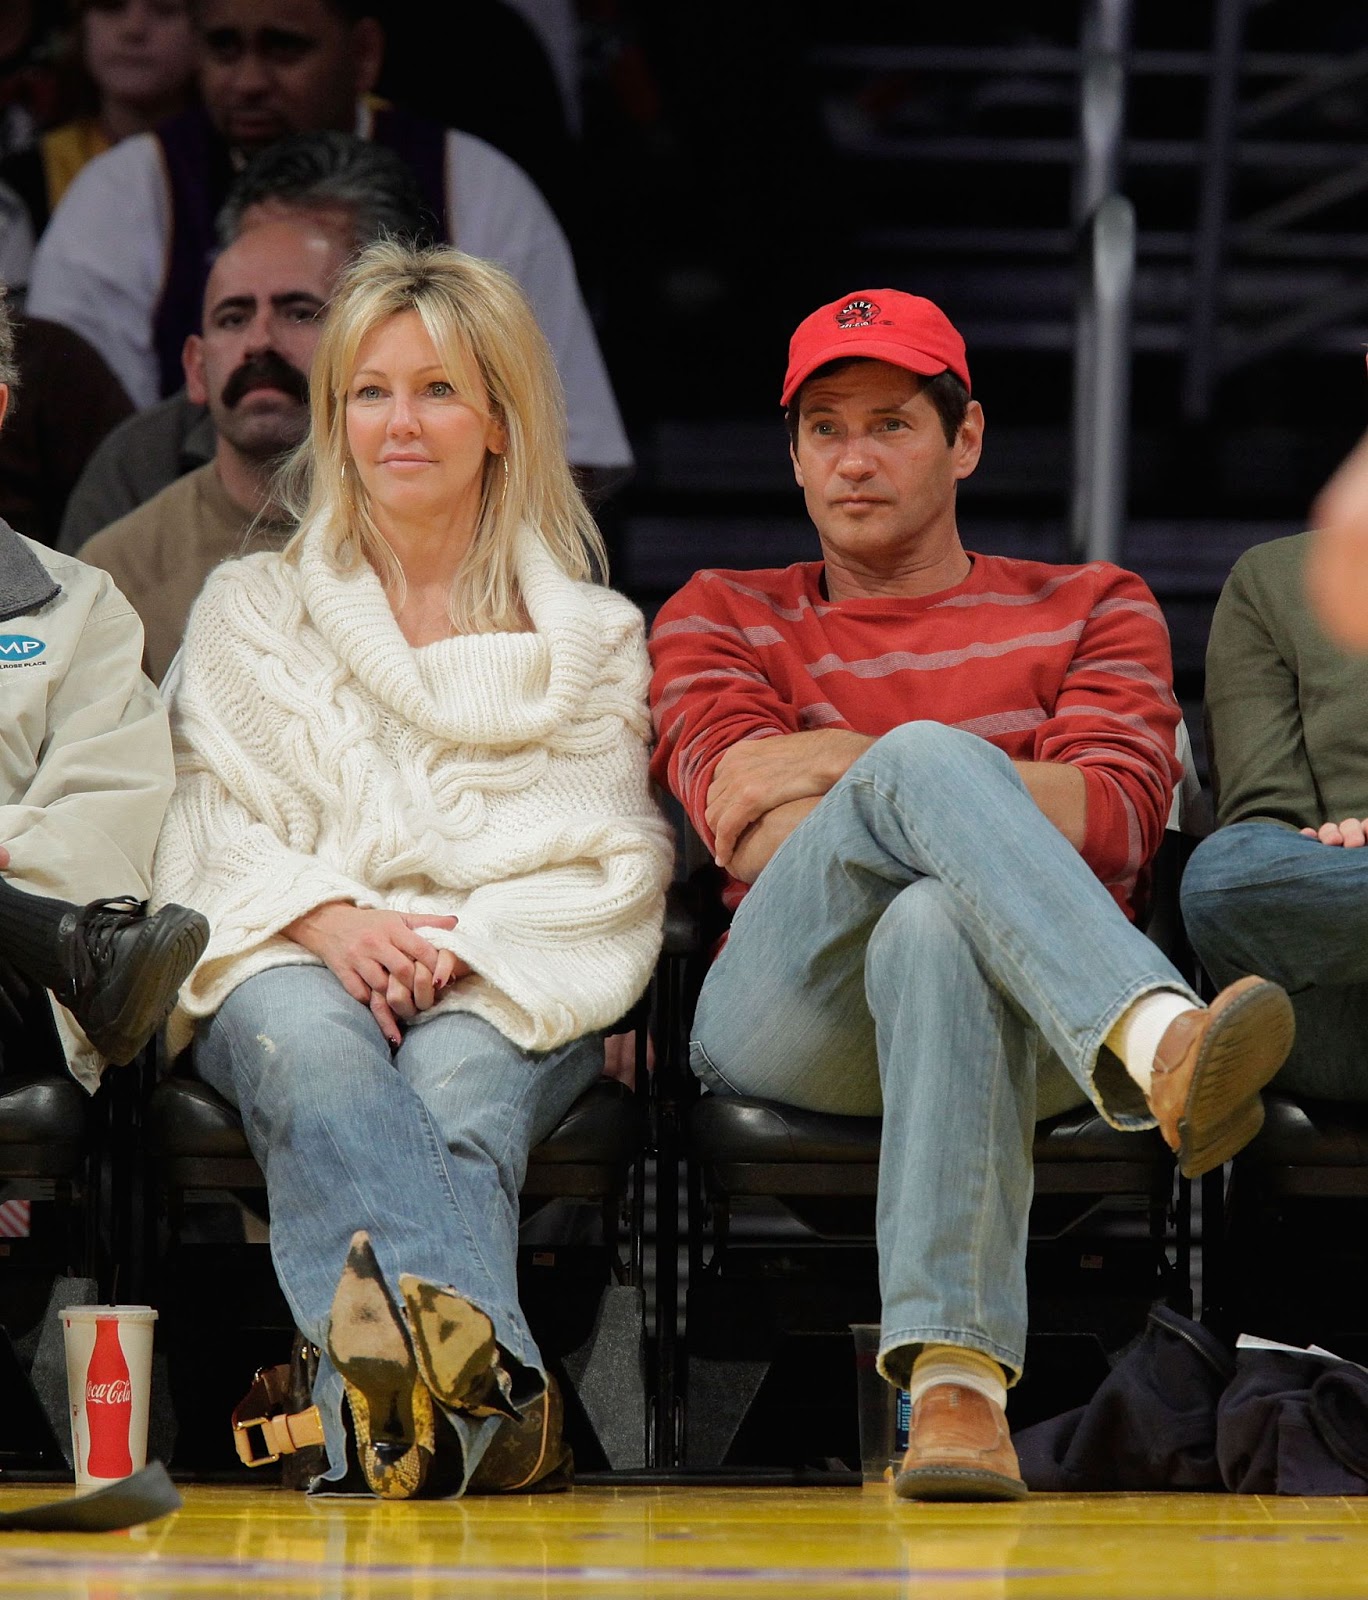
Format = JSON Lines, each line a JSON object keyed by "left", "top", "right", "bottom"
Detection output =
{"left": 835, "top": 298, "right": 887, "bottom": 329}
{"left": 781, "top": 287, "right": 970, "bottom": 407}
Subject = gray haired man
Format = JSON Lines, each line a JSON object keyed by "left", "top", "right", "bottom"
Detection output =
{"left": 58, "top": 132, "right": 433, "bottom": 553}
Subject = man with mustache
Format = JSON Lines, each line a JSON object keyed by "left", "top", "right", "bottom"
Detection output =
{"left": 77, "top": 214, "right": 347, "bottom": 681}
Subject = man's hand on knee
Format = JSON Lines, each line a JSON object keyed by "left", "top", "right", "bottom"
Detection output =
{"left": 705, "top": 730, "right": 874, "bottom": 867}
{"left": 1301, "top": 816, "right": 1368, "bottom": 847}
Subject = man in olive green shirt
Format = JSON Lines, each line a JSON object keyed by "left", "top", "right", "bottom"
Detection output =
{"left": 1181, "top": 530, "right": 1368, "bottom": 1098}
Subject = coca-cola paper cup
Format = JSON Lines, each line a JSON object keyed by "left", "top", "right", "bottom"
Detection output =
{"left": 61, "top": 1305, "right": 157, "bottom": 1488}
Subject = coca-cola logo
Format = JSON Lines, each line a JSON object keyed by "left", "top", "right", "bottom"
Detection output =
{"left": 86, "top": 1379, "right": 133, "bottom": 1405}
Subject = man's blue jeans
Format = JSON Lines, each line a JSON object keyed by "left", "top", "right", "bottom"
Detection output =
{"left": 195, "top": 966, "right": 605, "bottom": 1489}
{"left": 1182, "top": 820, "right": 1368, "bottom": 1100}
{"left": 690, "top": 722, "right": 1196, "bottom": 1385}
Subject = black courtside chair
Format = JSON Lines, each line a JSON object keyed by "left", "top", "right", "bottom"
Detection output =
{"left": 0, "top": 975, "right": 112, "bottom": 1289}
{"left": 1208, "top": 1095, "right": 1368, "bottom": 1363}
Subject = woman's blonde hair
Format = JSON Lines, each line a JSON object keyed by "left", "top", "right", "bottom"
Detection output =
{"left": 281, "top": 239, "right": 607, "bottom": 632}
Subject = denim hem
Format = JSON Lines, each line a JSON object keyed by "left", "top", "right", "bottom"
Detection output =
{"left": 309, "top": 1370, "right": 349, "bottom": 1487}
{"left": 1082, "top": 976, "right": 1199, "bottom": 1131}
{"left": 878, "top": 1326, "right": 1024, "bottom": 1387}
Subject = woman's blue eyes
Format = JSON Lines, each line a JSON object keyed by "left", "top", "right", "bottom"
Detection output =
{"left": 353, "top": 382, "right": 456, "bottom": 400}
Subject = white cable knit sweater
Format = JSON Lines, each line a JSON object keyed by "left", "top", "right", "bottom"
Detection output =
{"left": 152, "top": 523, "right": 674, "bottom": 1058}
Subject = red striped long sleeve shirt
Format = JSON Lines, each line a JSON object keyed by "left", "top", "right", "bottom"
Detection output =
{"left": 648, "top": 553, "right": 1183, "bottom": 922}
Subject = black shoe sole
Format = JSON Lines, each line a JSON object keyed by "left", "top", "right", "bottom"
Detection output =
{"left": 81, "top": 906, "right": 209, "bottom": 1065}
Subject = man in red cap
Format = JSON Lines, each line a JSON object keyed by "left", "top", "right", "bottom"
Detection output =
{"left": 648, "top": 289, "right": 1295, "bottom": 1500}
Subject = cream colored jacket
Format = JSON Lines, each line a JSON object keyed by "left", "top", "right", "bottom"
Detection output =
{"left": 0, "top": 524, "right": 175, "bottom": 1088}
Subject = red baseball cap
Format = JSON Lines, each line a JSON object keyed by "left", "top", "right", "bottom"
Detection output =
{"left": 781, "top": 289, "right": 971, "bottom": 408}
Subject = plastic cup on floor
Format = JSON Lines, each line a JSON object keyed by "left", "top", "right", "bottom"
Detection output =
{"left": 61, "top": 1305, "right": 157, "bottom": 1489}
{"left": 850, "top": 1322, "right": 899, "bottom": 1483}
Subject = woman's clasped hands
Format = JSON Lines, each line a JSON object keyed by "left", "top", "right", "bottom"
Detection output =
{"left": 284, "top": 903, "right": 472, "bottom": 1044}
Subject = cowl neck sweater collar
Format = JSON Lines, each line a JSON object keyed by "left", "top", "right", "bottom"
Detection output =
{"left": 295, "top": 522, "right": 604, "bottom": 747}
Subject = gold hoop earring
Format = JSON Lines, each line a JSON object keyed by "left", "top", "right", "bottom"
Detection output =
{"left": 498, "top": 453, "right": 510, "bottom": 506}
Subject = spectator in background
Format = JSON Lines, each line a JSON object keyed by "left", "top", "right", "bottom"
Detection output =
{"left": 2, "top": 0, "right": 197, "bottom": 238}
{"left": 59, "top": 129, "right": 432, "bottom": 553}
{"left": 28, "top": 0, "right": 632, "bottom": 477}
{"left": 78, "top": 213, "right": 348, "bottom": 681}
{"left": 0, "top": 305, "right": 132, "bottom": 544}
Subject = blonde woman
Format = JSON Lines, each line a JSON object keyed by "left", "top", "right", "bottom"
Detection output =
{"left": 152, "top": 241, "right": 672, "bottom": 1499}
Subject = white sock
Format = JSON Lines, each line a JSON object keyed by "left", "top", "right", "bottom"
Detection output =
{"left": 907, "top": 1350, "right": 1007, "bottom": 1413}
{"left": 1106, "top": 989, "right": 1201, "bottom": 1094}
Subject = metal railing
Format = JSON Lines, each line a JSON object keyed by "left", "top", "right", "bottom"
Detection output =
{"left": 1070, "top": 0, "right": 1136, "bottom": 563}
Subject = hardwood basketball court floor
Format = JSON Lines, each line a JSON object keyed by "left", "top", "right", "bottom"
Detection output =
{"left": 2, "top": 1483, "right": 1367, "bottom": 1597}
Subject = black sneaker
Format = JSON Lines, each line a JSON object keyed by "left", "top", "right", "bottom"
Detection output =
{"left": 52, "top": 897, "right": 209, "bottom": 1064}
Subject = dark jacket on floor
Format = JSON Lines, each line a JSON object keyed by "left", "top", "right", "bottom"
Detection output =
{"left": 1014, "top": 1305, "right": 1368, "bottom": 1495}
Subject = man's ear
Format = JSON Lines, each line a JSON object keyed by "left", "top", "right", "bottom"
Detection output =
{"left": 0, "top": 383, "right": 9, "bottom": 433}
{"left": 352, "top": 16, "right": 385, "bottom": 98}
{"left": 790, "top": 440, "right": 806, "bottom": 490}
{"left": 183, "top": 334, "right": 208, "bottom": 406}
{"left": 952, "top": 399, "right": 985, "bottom": 483}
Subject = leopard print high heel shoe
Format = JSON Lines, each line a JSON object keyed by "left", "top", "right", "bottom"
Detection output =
{"left": 327, "top": 1232, "right": 435, "bottom": 1499}
{"left": 399, "top": 1274, "right": 572, "bottom": 1494}
{"left": 398, "top": 1274, "right": 519, "bottom": 1420}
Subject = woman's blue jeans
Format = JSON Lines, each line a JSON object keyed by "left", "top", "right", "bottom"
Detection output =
{"left": 689, "top": 722, "right": 1196, "bottom": 1385}
{"left": 195, "top": 965, "right": 605, "bottom": 1489}
{"left": 1182, "top": 819, "right": 1368, "bottom": 1100}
